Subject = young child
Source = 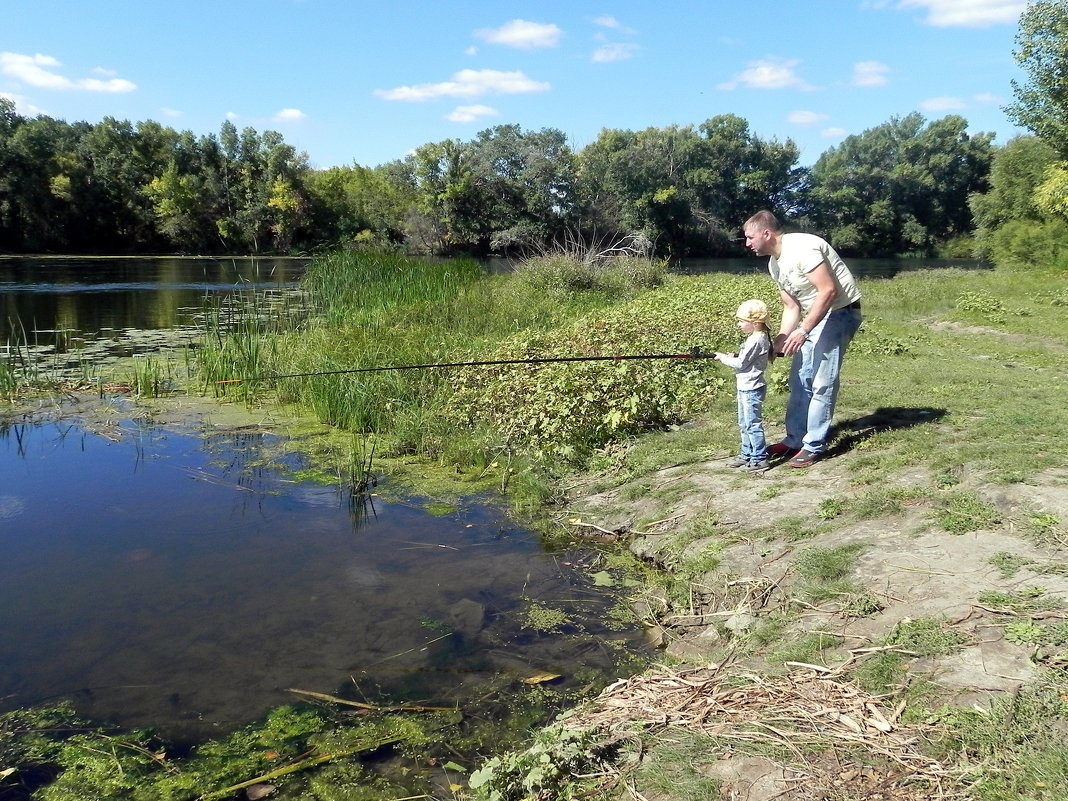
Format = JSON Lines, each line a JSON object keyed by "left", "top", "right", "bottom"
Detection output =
{"left": 714, "top": 299, "right": 773, "bottom": 471}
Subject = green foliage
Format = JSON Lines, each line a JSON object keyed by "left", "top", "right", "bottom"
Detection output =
{"left": 445, "top": 274, "right": 767, "bottom": 462}
{"left": 885, "top": 617, "right": 968, "bottom": 656}
{"left": 468, "top": 724, "right": 609, "bottom": 801}
{"left": 768, "top": 632, "right": 844, "bottom": 665}
{"left": 1028, "top": 513, "right": 1063, "bottom": 542}
{"left": 522, "top": 601, "right": 572, "bottom": 634}
{"left": 627, "top": 730, "right": 723, "bottom": 801}
{"left": 932, "top": 674, "right": 1068, "bottom": 800}
{"left": 987, "top": 218, "right": 1068, "bottom": 272}
{"left": 989, "top": 551, "right": 1035, "bottom": 578}
{"left": 576, "top": 114, "right": 801, "bottom": 258}
{"left": 808, "top": 113, "right": 995, "bottom": 257}
{"left": 816, "top": 498, "right": 844, "bottom": 520}
{"left": 0, "top": 700, "right": 468, "bottom": 801}
{"left": 513, "top": 252, "right": 667, "bottom": 297}
{"left": 794, "top": 543, "right": 867, "bottom": 583}
{"left": 0, "top": 97, "right": 1002, "bottom": 260}
{"left": 128, "top": 355, "right": 175, "bottom": 397}
{"left": 968, "top": 135, "right": 1057, "bottom": 259}
{"left": 934, "top": 490, "right": 1001, "bottom": 534}
{"left": 1006, "top": 0, "right": 1068, "bottom": 157}
{"left": 792, "top": 543, "right": 868, "bottom": 605}
{"left": 977, "top": 587, "right": 1062, "bottom": 615}
{"left": 955, "top": 291, "right": 1009, "bottom": 323}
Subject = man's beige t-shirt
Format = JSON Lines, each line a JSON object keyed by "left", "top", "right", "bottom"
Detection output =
{"left": 768, "top": 232, "right": 861, "bottom": 313}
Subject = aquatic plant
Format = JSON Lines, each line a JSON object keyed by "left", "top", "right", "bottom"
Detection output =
{"left": 127, "top": 354, "right": 174, "bottom": 398}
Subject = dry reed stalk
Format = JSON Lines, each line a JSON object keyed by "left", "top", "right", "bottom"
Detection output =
{"left": 563, "top": 660, "right": 970, "bottom": 800}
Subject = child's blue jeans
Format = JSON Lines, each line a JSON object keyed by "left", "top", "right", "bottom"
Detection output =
{"left": 738, "top": 386, "right": 767, "bottom": 461}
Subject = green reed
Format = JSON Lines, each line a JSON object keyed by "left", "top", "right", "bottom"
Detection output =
{"left": 127, "top": 355, "right": 174, "bottom": 398}
{"left": 0, "top": 357, "right": 17, "bottom": 400}
{"left": 198, "top": 250, "right": 659, "bottom": 475}
{"left": 194, "top": 290, "right": 290, "bottom": 402}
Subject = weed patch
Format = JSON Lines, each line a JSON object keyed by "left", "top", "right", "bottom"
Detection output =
{"left": 934, "top": 490, "right": 1000, "bottom": 533}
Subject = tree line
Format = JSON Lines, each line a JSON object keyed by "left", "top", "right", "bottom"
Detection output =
{"left": 0, "top": 102, "right": 994, "bottom": 260}
{"left": 2, "top": 0, "right": 1066, "bottom": 264}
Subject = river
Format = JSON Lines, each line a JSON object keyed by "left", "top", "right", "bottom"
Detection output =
{"left": 0, "top": 256, "right": 650, "bottom": 744}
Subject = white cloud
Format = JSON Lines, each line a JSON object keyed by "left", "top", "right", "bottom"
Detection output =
{"left": 788, "top": 110, "right": 829, "bottom": 125}
{"left": 375, "top": 69, "right": 550, "bottom": 102}
{"left": 474, "top": 19, "right": 562, "bottom": 50}
{"left": 0, "top": 51, "right": 136, "bottom": 92}
{"left": 592, "top": 42, "right": 639, "bottom": 63}
{"left": 920, "top": 95, "right": 967, "bottom": 111}
{"left": 273, "top": 108, "right": 306, "bottom": 122}
{"left": 821, "top": 127, "right": 848, "bottom": 138}
{"left": 896, "top": 0, "right": 1026, "bottom": 27}
{"left": 446, "top": 104, "right": 499, "bottom": 123}
{"left": 465, "top": 46, "right": 478, "bottom": 56}
{"left": 0, "top": 91, "right": 46, "bottom": 116}
{"left": 226, "top": 111, "right": 239, "bottom": 120}
{"left": 161, "top": 107, "right": 182, "bottom": 118}
{"left": 719, "top": 58, "right": 815, "bottom": 91}
{"left": 974, "top": 92, "right": 1001, "bottom": 104}
{"left": 852, "top": 61, "right": 889, "bottom": 87}
{"left": 593, "top": 15, "right": 635, "bottom": 34}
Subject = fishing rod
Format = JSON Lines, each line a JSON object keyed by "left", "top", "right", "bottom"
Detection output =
{"left": 216, "top": 347, "right": 716, "bottom": 384}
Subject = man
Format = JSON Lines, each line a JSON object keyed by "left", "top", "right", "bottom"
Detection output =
{"left": 742, "top": 210, "right": 862, "bottom": 468}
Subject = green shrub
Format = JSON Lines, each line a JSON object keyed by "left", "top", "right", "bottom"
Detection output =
{"left": 989, "top": 219, "right": 1068, "bottom": 273}
{"left": 444, "top": 275, "right": 771, "bottom": 461}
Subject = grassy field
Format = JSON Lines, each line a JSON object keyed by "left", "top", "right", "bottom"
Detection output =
{"left": 518, "top": 265, "right": 1068, "bottom": 801}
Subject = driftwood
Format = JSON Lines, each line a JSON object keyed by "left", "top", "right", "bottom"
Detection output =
{"left": 199, "top": 738, "right": 415, "bottom": 801}
{"left": 284, "top": 687, "right": 455, "bottom": 713}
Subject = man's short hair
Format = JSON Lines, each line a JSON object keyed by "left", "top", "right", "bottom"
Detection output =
{"left": 744, "top": 210, "right": 782, "bottom": 233}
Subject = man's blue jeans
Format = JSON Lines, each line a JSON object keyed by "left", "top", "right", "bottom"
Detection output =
{"left": 737, "top": 386, "right": 767, "bottom": 461}
{"left": 784, "top": 305, "right": 862, "bottom": 455}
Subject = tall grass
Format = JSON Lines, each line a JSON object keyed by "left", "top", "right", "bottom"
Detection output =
{"left": 195, "top": 251, "right": 749, "bottom": 493}
{"left": 217, "top": 252, "right": 638, "bottom": 440}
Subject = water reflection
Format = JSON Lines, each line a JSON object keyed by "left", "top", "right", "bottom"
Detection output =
{"left": 0, "top": 419, "right": 646, "bottom": 743}
{"left": 0, "top": 257, "right": 309, "bottom": 355}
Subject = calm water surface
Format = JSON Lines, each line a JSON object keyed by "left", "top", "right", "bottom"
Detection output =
{"left": 0, "top": 257, "right": 309, "bottom": 371}
{"left": 0, "top": 414, "right": 644, "bottom": 743}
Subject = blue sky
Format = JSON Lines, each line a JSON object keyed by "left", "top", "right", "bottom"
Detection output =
{"left": 2, "top": 0, "right": 1030, "bottom": 170}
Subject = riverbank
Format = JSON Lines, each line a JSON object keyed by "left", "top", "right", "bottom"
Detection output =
{"left": 508, "top": 268, "right": 1068, "bottom": 801}
{"left": 4, "top": 266, "right": 1067, "bottom": 800}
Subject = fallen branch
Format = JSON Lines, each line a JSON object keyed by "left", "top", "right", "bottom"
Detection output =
{"left": 200, "top": 739, "right": 416, "bottom": 801}
{"left": 284, "top": 688, "right": 455, "bottom": 713}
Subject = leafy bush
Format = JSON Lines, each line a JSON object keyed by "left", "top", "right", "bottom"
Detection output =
{"left": 468, "top": 725, "right": 609, "bottom": 801}
{"left": 513, "top": 254, "right": 668, "bottom": 296}
{"left": 955, "top": 290, "right": 1009, "bottom": 324}
{"left": 444, "top": 275, "right": 772, "bottom": 462}
{"left": 989, "top": 218, "right": 1068, "bottom": 273}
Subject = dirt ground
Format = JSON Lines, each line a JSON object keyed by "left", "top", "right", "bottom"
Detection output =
{"left": 562, "top": 439, "right": 1068, "bottom": 800}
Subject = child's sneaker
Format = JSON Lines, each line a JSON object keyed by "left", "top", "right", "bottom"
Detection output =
{"left": 727, "top": 455, "right": 748, "bottom": 468}
{"left": 743, "top": 459, "right": 770, "bottom": 472}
